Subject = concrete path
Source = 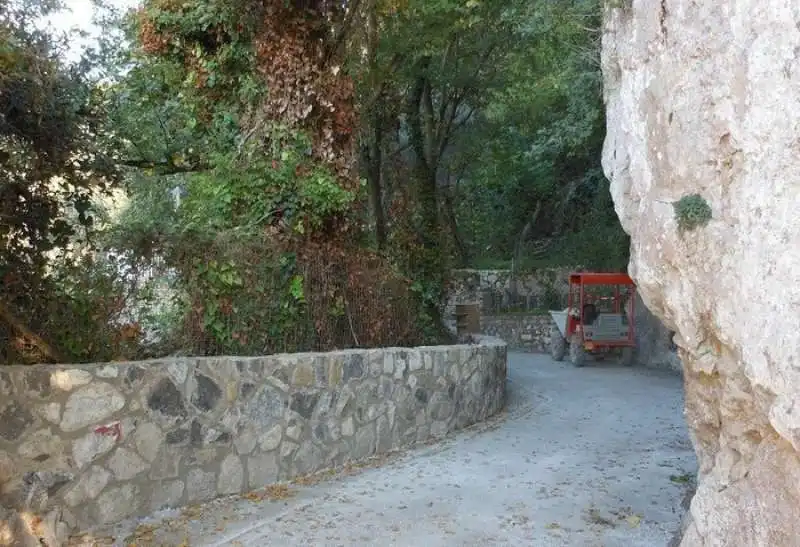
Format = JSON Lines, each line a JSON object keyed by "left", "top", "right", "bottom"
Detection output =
{"left": 107, "top": 353, "right": 696, "bottom": 547}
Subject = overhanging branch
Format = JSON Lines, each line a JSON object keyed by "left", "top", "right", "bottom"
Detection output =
{"left": 120, "top": 158, "right": 211, "bottom": 175}
{"left": 0, "top": 298, "right": 64, "bottom": 363}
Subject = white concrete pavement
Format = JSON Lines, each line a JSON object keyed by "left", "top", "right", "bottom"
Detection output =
{"left": 104, "top": 353, "right": 696, "bottom": 547}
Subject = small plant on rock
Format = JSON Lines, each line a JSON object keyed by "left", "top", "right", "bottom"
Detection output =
{"left": 673, "top": 194, "right": 712, "bottom": 233}
{"left": 605, "top": 0, "right": 633, "bottom": 12}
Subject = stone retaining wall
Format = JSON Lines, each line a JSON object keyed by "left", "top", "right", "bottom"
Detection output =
{"left": 0, "top": 338, "right": 506, "bottom": 539}
{"left": 480, "top": 306, "right": 682, "bottom": 373}
{"left": 445, "top": 268, "right": 572, "bottom": 318}
{"left": 480, "top": 314, "right": 553, "bottom": 353}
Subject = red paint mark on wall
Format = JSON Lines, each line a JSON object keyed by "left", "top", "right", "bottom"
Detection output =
{"left": 94, "top": 421, "right": 122, "bottom": 441}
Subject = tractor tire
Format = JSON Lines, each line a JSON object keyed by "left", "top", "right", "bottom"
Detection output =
{"left": 550, "top": 327, "right": 566, "bottom": 361}
{"left": 569, "top": 335, "right": 586, "bottom": 367}
{"left": 620, "top": 347, "right": 635, "bottom": 367}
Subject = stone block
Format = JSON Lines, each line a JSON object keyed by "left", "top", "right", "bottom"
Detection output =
{"left": 73, "top": 431, "right": 117, "bottom": 470}
{"left": 247, "top": 453, "right": 278, "bottom": 488}
{"left": 146, "top": 378, "right": 187, "bottom": 422}
{"left": 132, "top": 422, "right": 164, "bottom": 463}
{"left": 218, "top": 454, "right": 244, "bottom": 495}
{"left": 64, "top": 466, "right": 110, "bottom": 507}
{"left": 186, "top": 468, "right": 216, "bottom": 502}
{"left": 108, "top": 448, "right": 148, "bottom": 481}
{"left": 150, "top": 480, "right": 184, "bottom": 511}
{"left": 61, "top": 383, "right": 125, "bottom": 433}
{"left": 258, "top": 425, "right": 283, "bottom": 451}
{"left": 95, "top": 483, "right": 138, "bottom": 524}
{"left": 0, "top": 401, "right": 34, "bottom": 443}
{"left": 191, "top": 373, "right": 222, "bottom": 413}
{"left": 51, "top": 370, "right": 92, "bottom": 391}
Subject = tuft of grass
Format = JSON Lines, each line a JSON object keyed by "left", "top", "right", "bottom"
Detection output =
{"left": 673, "top": 194, "right": 712, "bottom": 233}
{"left": 670, "top": 472, "right": 695, "bottom": 484}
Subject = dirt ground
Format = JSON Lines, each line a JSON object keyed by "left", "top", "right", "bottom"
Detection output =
{"left": 86, "top": 353, "right": 696, "bottom": 547}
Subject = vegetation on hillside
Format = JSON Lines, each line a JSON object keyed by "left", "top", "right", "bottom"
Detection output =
{"left": 0, "top": 0, "right": 628, "bottom": 364}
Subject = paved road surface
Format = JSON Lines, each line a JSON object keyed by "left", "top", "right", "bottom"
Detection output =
{"left": 106, "top": 353, "right": 696, "bottom": 547}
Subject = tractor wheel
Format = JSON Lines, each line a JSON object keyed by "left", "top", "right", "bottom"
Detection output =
{"left": 620, "top": 347, "right": 635, "bottom": 367}
{"left": 569, "top": 335, "right": 586, "bottom": 367}
{"left": 550, "top": 327, "right": 566, "bottom": 361}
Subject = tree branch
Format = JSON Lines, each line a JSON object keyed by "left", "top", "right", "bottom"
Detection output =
{"left": 0, "top": 298, "right": 64, "bottom": 363}
{"left": 421, "top": 79, "right": 435, "bottom": 166}
{"left": 324, "top": 0, "right": 362, "bottom": 64}
{"left": 120, "top": 158, "right": 211, "bottom": 175}
{"left": 406, "top": 58, "right": 431, "bottom": 173}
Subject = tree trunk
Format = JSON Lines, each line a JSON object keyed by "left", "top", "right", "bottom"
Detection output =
{"left": 407, "top": 65, "right": 449, "bottom": 335}
{"left": 366, "top": 109, "right": 387, "bottom": 249}
{"left": 442, "top": 185, "right": 468, "bottom": 266}
{"left": 364, "top": 1, "right": 387, "bottom": 249}
{"left": 407, "top": 67, "right": 440, "bottom": 248}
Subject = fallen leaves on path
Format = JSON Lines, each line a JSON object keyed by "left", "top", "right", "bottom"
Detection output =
{"left": 625, "top": 514, "right": 642, "bottom": 528}
{"left": 243, "top": 483, "right": 294, "bottom": 502}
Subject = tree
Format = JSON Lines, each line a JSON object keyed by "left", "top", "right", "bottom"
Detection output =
{"left": 96, "top": 0, "right": 440, "bottom": 356}
{"left": 0, "top": 0, "right": 119, "bottom": 362}
{"left": 348, "top": 0, "right": 532, "bottom": 325}
{"left": 449, "top": 0, "right": 629, "bottom": 271}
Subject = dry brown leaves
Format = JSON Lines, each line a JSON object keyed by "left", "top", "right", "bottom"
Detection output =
{"left": 242, "top": 483, "right": 294, "bottom": 502}
{"left": 137, "top": 10, "right": 170, "bottom": 55}
{"left": 296, "top": 239, "right": 421, "bottom": 349}
{"left": 252, "top": 4, "right": 358, "bottom": 190}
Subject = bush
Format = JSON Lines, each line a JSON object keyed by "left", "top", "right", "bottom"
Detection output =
{"left": 0, "top": 253, "right": 159, "bottom": 365}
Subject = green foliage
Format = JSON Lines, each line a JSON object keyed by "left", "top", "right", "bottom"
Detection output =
{"left": 451, "top": 0, "right": 628, "bottom": 272}
{"left": 673, "top": 194, "right": 712, "bottom": 233}
{"left": 0, "top": 0, "right": 116, "bottom": 276}
{"left": 91, "top": 0, "right": 433, "bottom": 357}
{"left": 1, "top": 0, "right": 632, "bottom": 363}
{"left": 0, "top": 0, "right": 125, "bottom": 363}
{"left": 174, "top": 239, "right": 315, "bottom": 355}
{"left": 180, "top": 135, "right": 356, "bottom": 237}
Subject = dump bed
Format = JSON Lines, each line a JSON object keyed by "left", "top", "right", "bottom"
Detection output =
{"left": 549, "top": 309, "right": 569, "bottom": 338}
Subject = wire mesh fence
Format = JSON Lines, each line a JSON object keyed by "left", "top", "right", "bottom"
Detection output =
{"left": 0, "top": 238, "right": 429, "bottom": 365}
{"left": 479, "top": 288, "right": 569, "bottom": 316}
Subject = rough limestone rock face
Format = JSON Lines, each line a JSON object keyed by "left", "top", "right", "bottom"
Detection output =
{"left": 632, "top": 293, "right": 681, "bottom": 373}
{"left": 601, "top": 2, "right": 800, "bottom": 546}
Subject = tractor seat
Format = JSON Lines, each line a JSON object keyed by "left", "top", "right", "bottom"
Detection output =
{"left": 582, "top": 303, "right": 598, "bottom": 325}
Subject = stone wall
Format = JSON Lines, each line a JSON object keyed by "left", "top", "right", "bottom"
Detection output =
{"left": 445, "top": 268, "right": 572, "bottom": 318}
{"left": 480, "top": 306, "right": 682, "bottom": 372}
{"left": 0, "top": 338, "right": 506, "bottom": 540}
{"left": 480, "top": 314, "right": 553, "bottom": 353}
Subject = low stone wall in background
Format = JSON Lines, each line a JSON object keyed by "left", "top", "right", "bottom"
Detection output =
{"left": 444, "top": 268, "right": 572, "bottom": 318}
{"left": 0, "top": 337, "right": 507, "bottom": 539}
{"left": 481, "top": 314, "right": 554, "bottom": 353}
{"left": 479, "top": 303, "right": 682, "bottom": 374}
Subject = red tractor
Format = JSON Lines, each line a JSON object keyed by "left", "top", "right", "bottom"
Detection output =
{"left": 548, "top": 272, "right": 636, "bottom": 367}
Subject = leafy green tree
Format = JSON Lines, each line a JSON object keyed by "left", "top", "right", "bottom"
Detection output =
{"left": 0, "top": 0, "right": 120, "bottom": 362}
{"left": 450, "top": 0, "right": 629, "bottom": 271}
{"left": 99, "top": 0, "right": 436, "bottom": 355}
